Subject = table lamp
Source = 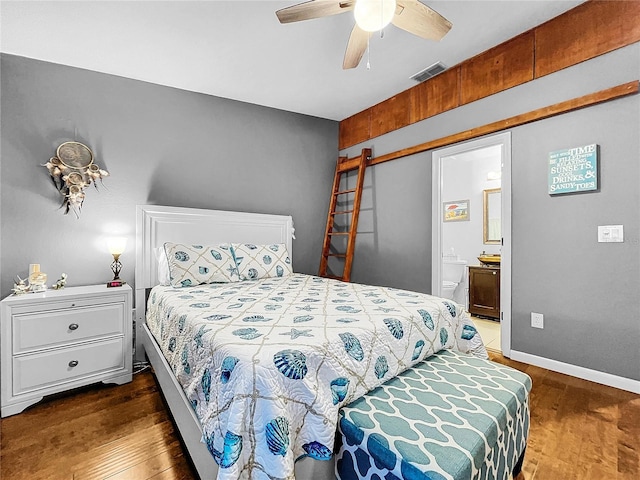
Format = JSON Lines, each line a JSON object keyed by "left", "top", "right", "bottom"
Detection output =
{"left": 107, "top": 237, "right": 127, "bottom": 287}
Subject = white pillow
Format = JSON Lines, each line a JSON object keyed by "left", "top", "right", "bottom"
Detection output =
{"left": 154, "top": 247, "right": 171, "bottom": 285}
{"left": 164, "top": 242, "right": 240, "bottom": 287}
{"left": 231, "top": 243, "right": 293, "bottom": 280}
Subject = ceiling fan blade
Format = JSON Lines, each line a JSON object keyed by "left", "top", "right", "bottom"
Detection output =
{"left": 393, "top": 0, "right": 452, "bottom": 41}
{"left": 343, "top": 24, "right": 371, "bottom": 69}
{"left": 276, "top": 0, "right": 355, "bottom": 24}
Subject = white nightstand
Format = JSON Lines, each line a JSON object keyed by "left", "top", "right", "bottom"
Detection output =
{"left": 1, "top": 284, "right": 133, "bottom": 417}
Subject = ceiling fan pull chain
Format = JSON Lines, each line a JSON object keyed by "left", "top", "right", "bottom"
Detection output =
{"left": 366, "top": 36, "right": 371, "bottom": 70}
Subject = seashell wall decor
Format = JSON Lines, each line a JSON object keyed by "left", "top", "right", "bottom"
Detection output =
{"left": 43, "top": 141, "right": 109, "bottom": 217}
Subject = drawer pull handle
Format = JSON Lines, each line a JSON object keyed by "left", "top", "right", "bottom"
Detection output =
{"left": 69, "top": 323, "right": 79, "bottom": 331}
{"left": 70, "top": 303, "right": 76, "bottom": 307}
{"left": 68, "top": 360, "right": 79, "bottom": 368}
{"left": 492, "top": 272, "right": 496, "bottom": 275}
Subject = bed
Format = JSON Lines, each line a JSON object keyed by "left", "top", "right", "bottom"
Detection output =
{"left": 135, "top": 205, "right": 487, "bottom": 480}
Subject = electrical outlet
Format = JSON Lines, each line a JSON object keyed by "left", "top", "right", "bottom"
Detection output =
{"left": 531, "top": 312, "right": 544, "bottom": 329}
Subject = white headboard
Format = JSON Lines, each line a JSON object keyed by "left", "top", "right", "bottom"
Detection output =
{"left": 135, "top": 205, "right": 294, "bottom": 357}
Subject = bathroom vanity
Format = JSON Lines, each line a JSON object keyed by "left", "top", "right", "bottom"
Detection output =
{"left": 468, "top": 265, "right": 500, "bottom": 320}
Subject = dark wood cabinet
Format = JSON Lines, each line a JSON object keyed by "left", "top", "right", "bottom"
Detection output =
{"left": 468, "top": 266, "right": 500, "bottom": 320}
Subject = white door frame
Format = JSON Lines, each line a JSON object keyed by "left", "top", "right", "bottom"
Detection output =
{"left": 431, "top": 132, "right": 512, "bottom": 356}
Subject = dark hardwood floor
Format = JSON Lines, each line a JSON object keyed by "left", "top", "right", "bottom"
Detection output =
{"left": 491, "top": 353, "right": 640, "bottom": 480}
{"left": 1, "top": 354, "right": 638, "bottom": 479}
{"left": 0, "top": 371, "right": 196, "bottom": 479}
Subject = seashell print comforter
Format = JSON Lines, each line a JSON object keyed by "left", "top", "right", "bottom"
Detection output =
{"left": 146, "top": 273, "right": 487, "bottom": 480}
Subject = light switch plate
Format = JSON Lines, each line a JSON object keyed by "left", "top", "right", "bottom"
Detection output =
{"left": 531, "top": 312, "right": 544, "bottom": 329}
{"left": 598, "top": 225, "right": 624, "bottom": 242}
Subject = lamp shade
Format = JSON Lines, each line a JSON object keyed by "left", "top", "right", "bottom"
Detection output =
{"left": 354, "top": 0, "right": 396, "bottom": 32}
{"left": 107, "top": 237, "right": 127, "bottom": 256}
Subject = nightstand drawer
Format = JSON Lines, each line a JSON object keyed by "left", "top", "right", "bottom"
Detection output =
{"left": 13, "top": 338, "right": 125, "bottom": 395}
{"left": 10, "top": 293, "right": 129, "bottom": 316}
{"left": 13, "top": 304, "right": 124, "bottom": 354}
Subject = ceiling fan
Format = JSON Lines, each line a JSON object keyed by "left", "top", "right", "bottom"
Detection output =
{"left": 276, "top": 0, "right": 452, "bottom": 69}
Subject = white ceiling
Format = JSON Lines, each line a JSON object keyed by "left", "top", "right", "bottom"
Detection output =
{"left": 1, "top": 0, "right": 585, "bottom": 121}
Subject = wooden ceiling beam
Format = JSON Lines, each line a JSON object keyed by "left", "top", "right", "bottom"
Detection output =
{"left": 367, "top": 81, "right": 639, "bottom": 167}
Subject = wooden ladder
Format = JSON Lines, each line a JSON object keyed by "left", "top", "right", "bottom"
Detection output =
{"left": 319, "top": 148, "right": 371, "bottom": 282}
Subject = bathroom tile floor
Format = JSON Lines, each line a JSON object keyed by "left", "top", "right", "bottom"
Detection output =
{"left": 472, "top": 316, "right": 501, "bottom": 352}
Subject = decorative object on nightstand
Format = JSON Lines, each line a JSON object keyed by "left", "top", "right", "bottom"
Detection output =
{"left": 52, "top": 273, "right": 68, "bottom": 290}
{"left": 1, "top": 284, "right": 133, "bottom": 417}
{"left": 11, "top": 276, "right": 29, "bottom": 295}
{"left": 107, "top": 237, "right": 127, "bottom": 287}
{"left": 43, "top": 141, "right": 109, "bottom": 217}
{"left": 12, "top": 264, "right": 51, "bottom": 295}
{"left": 28, "top": 264, "right": 47, "bottom": 292}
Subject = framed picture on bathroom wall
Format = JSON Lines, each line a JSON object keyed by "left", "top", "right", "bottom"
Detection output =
{"left": 443, "top": 199, "right": 470, "bottom": 222}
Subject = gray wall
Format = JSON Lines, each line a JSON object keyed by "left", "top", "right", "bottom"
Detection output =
{"left": 511, "top": 99, "right": 638, "bottom": 380}
{"left": 341, "top": 44, "right": 640, "bottom": 381}
{"left": 344, "top": 154, "right": 434, "bottom": 293}
{"left": 1, "top": 54, "right": 338, "bottom": 299}
{"left": 3, "top": 44, "right": 639, "bottom": 382}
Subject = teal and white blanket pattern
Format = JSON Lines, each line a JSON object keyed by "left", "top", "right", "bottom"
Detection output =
{"left": 337, "top": 349, "right": 532, "bottom": 480}
{"left": 146, "top": 273, "right": 487, "bottom": 480}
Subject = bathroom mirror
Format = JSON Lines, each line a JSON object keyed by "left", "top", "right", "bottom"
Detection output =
{"left": 483, "top": 188, "right": 501, "bottom": 244}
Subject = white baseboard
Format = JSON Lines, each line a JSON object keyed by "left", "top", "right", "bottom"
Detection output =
{"left": 509, "top": 350, "right": 640, "bottom": 394}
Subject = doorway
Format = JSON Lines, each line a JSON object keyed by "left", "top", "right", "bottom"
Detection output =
{"left": 431, "top": 133, "right": 512, "bottom": 356}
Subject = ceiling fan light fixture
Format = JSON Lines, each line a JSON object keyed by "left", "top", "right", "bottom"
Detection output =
{"left": 354, "top": 0, "right": 397, "bottom": 32}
